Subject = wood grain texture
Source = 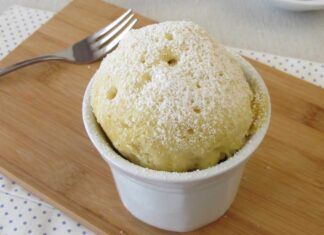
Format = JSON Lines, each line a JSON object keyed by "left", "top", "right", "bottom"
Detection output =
{"left": 0, "top": 0, "right": 323, "bottom": 234}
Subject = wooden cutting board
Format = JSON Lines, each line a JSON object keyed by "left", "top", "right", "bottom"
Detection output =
{"left": 0, "top": 0, "right": 323, "bottom": 234}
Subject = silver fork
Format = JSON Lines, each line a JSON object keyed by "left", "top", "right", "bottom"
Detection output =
{"left": 0, "top": 9, "right": 137, "bottom": 76}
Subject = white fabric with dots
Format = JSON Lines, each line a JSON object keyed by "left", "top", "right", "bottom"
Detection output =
{"left": 0, "top": 4, "right": 323, "bottom": 235}
{"left": 0, "top": 5, "right": 53, "bottom": 60}
{"left": 0, "top": 176, "right": 92, "bottom": 235}
{"left": 229, "top": 48, "right": 324, "bottom": 88}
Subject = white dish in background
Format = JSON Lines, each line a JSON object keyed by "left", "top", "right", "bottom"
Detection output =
{"left": 82, "top": 52, "right": 271, "bottom": 232}
{"left": 270, "top": 0, "right": 324, "bottom": 11}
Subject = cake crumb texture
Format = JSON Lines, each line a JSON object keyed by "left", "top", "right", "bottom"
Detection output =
{"left": 91, "top": 21, "right": 261, "bottom": 172}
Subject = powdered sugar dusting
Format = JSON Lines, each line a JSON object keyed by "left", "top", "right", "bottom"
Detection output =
{"left": 90, "top": 21, "right": 259, "bottom": 172}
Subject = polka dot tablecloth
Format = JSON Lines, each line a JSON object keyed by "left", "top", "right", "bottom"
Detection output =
{"left": 0, "top": 5, "right": 53, "bottom": 60}
{"left": 229, "top": 48, "right": 324, "bottom": 88}
{"left": 0, "top": 4, "right": 323, "bottom": 235}
{"left": 0, "top": 176, "right": 92, "bottom": 235}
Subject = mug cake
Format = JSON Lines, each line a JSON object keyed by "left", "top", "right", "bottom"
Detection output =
{"left": 90, "top": 21, "right": 267, "bottom": 172}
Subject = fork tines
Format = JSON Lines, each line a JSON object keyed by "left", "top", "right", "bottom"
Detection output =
{"left": 90, "top": 9, "right": 137, "bottom": 53}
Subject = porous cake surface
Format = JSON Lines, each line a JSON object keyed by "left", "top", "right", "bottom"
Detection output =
{"left": 91, "top": 21, "right": 256, "bottom": 172}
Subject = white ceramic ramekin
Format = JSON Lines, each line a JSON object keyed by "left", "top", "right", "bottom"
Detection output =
{"left": 82, "top": 52, "right": 271, "bottom": 232}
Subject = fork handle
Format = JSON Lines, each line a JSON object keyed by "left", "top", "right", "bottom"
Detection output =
{"left": 0, "top": 54, "right": 66, "bottom": 76}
